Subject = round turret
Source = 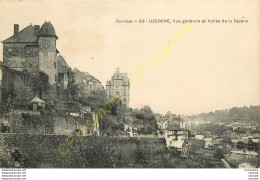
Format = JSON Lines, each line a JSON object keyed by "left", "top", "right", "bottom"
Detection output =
{"left": 38, "top": 21, "right": 58, "bottom": 39}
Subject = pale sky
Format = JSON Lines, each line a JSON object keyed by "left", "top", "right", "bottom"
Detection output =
{"left": 0, "top": 0, "right": 259, "bottom": 115}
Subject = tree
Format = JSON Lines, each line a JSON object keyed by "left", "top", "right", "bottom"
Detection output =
{"left": 68, "top": 83, "right": 81, "bottom": 100}
{"left": 79, "top": 89, "right": 107, "bottom": 111}
{"left": 2, "top": 94, "right": 14, "bottom": 115}
{"left": 237, "top": 141, "right": 244, "bottom": 149}
{"left": 159, "top": 130, "right": 164, "bottom": 136}
{"left": 222, "top": 132, "right": 232, "bottom": 146}
{"left": 13, "top": 77, "right": 34, "bottom": 109}
{"left": 213, "top": 148, "right": 224, "bottom": 159}
{"left": 247, "top": 139, "right": 255, "bottom": 151}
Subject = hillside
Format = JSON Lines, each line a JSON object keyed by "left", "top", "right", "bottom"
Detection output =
{"left": 189, "top": 105, "right": 260, "bottom": 124}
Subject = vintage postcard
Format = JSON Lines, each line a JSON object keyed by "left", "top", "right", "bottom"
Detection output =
{"left": 0, "top": 0, "right": 259, "bottom": 175}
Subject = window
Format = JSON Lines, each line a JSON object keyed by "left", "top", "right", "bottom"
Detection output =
{"left": 55, "top": 75, "right": 57, "bottom": 82}
{"left": 54, "top": 61, "right": 56, "bottom": 69}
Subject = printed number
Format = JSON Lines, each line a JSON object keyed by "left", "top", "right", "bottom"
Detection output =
{"left": 139, "top": 19, "right": 145, "bottom": 23}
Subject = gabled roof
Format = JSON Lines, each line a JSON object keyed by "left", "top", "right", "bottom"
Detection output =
{"left": 83, "top": 71, "right": 101, "bottom": 83}
{"left": 2, "top": 25, "right": 38, "bottom": 43}
{"left": 57, "top": 55, "right": 69, "bottom": 73}
{"left": 31, "top": 96, "right": 45, "bottom": 103}
{"left": 83, "top": 72, "right": 92, "bottom": 77}
{"left": 72, "top": 67, "right": 102, "bottom": 84}
{"left": 72, "top": 67, "right": 80, "bottom": 73}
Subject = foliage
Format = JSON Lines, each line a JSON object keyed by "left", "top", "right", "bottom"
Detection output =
{"left": 0, "top": 135, "right": 170, "bottom": 168}
{"left": 131, "top": 106, "right": 158, "bottom": 135}
{"left": 68, "top": 83, "right": 81, "bottom": 100}
{"left": 1, "top": 69, "right": 54, "bottom": 111}
{"left": 77, "top": 89, "right": 107, "bottom": 111}
{"left": 213, "top": 148, "right": 224, "bottom": 159}
{"left": 1, "top": 94, "right": 14, "bottom": 115}
{"left": 189, "top": 105, "right": 260, "bottom": 123}
{"left": 189, "top": 123, "right": 233, "bottom": 136}
{"left": 234, "top": 127, "right": 247, "bottom": 134}
{"left": 13, "top": 77, "right": 34, "bottom": 109}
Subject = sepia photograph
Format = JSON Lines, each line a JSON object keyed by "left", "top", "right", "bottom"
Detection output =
{"left": 0, "top": 0, "right": 259, "bottom": 177}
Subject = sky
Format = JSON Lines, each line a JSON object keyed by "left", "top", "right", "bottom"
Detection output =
{"left": 0, "top": 0, "right": 259, "bottom": 115}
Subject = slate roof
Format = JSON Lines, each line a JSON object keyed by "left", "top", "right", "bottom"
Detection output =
{"left": 38, "top": 22, "right": 58, "bottom": 39}
{"left": 83, "top": 72, "right": 101, "bottom": 83}
{"left": 72, "top": 67, "right": 80, "bottom": 73}
{"left": 2, "top": 25, "right": 38, "bottom": 43}
{"left": 73, "top": 68, "right": 101, "bottom": 83}
{"left": 57, "top": 56, "right": 69, "bottom": 74}
{"left": 2, "top": 22, "right": 58, "bottom": 43}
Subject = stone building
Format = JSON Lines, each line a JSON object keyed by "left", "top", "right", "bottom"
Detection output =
{"left": 57, "top": 55, "right": 72, "bottom": 89}
{"left": 73, "top": 67, "right": 104, "bottom": 94}
{"left": 106, "top": 68, "right": 130, "bottom": 108}
{"left": 165, "top": 117, "right": 189, "bottom": 153}
{"left": 2, "top": 22, "right": 61, "bottom": 85}
{"left": 1, "top": 64, "right": 33, "bottom": 106}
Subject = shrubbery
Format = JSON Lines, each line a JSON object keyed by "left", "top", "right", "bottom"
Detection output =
{"left": 0, "top": 134, "right": 169, "bottom": 168}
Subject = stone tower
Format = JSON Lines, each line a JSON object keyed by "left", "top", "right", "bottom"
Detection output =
{"left": 106, "top": 68, "right": 130, "bottom": 108}
{"left": 38, "top": 22, "right": 58, "bottom": 85}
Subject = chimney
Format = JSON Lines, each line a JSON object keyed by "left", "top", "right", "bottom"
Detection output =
{"left": 34, "top": 25, "right": 40, "bottom": 36}
{"left": 14, "top": 24, "right": 19, "bottom": 36}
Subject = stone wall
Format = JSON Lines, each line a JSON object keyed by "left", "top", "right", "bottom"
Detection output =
{"left": 38, "top": 37, "right": 57, "bottom": 85}
{"left": 0, "top": 134, "right": 167, "bottom": 168}
{"left": 3, "top": 43, "right": 39, "bottom": 76}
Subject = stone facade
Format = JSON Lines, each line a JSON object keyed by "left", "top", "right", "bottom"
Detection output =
{"left": 73, "top": 68, "right": 104, "bottom": 94}
{"left": 38, "top": 36, "right": 58, "bottom": 85}
{"left": 106, "top": 68, "right": 130, "bottom": 108}
{"left": 2, "top": 22, "right": 60, "bottom": 85}
{"left": 3, "top": 43, "right": 39, "bottom": 76}
{"left": 57, "top": 55, "right": 71, "bottom": 89}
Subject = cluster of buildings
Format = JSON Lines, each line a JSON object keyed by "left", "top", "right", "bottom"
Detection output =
{"left": 226, "top": 121, "right": 258, "bottom": 130}
{"left": 0, "top": 22, "right": 130, "bottom": 136}
{"left": 156, "top": 114, "right": 190, "bottom": 156}
{"left": 156, "top": 112, "right": 259, "bottom": 167}
{"left": 0, "top": 22, "right": 130, "bottom": 107}
{"left": 0, "top": 22, "right": 106, "bottom": 99}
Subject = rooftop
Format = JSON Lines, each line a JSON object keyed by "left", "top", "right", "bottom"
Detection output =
{"left": 2, "top": 21, "right": 58, "bottom": 43}
{"left": 38, "top": 21, "right": 58, "bottom": 39}
{"left": 57, "top": 56, "right": 69, "bottom": 73}
{"left": 2, "top": 25, "right": 38, "bottom": 43}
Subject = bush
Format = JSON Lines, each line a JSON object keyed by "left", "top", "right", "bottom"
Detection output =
{"left": 213, "top": 148, "right": 224, "bottom": 159}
